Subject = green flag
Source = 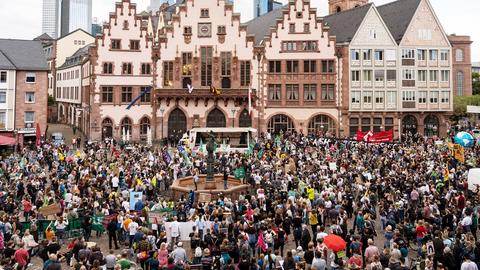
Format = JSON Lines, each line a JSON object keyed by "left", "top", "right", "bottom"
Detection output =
{"left": 275, "top": 135, "right": 281, "bottom": 147}
{"left": 234, "top": 167, "right": 245, "bottom": 179}
{"left": 246, "top": 142, "right": 254, "bottom": 157}
{"left": 257, "top": 148, "right": 264, "bottom": 159}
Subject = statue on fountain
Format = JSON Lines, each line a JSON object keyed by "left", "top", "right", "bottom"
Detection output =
{"left": 205, "top": 131, "right": 217, "bottom": 189}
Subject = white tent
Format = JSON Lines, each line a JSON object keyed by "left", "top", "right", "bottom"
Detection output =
{"left": 467, "top": 168, "right": 480, "bottom": 192}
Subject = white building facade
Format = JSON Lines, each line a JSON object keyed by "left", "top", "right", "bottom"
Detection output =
{"left": 0, "top": 70, "right": 16, "bottom": 132}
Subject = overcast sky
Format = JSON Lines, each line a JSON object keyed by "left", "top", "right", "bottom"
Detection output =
{"left": 0, "top": 0, "right": 478, "bottom": 61}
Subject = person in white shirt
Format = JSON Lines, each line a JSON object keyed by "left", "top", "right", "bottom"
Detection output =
{"left": 128, "top": 219, "right": 139, "bottom": 248}
{"left": 170, "top": 216, "right": 180, "bottom": 248}
{"left": 111, "top": 175, "right": 119, "bottom": 190}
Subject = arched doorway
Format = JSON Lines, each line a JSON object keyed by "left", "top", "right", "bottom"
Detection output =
{"left": 402, "top": 115, "right": 417, "bottom": 135}
{"left": 168, "top": 108, "right": 187, "bottom": 140}
{"left": 239, "top": 109, "right": 252, "bottom": 127}
{"left": 102, "top": 118, "right": 113, "bottom": 139}
{"left": 206, "top": 108, "right": 226, "bottom": 127}
{"left": 268, "top": 114, "right": 295, "bottom": 134}
{"left": 121, "top": 118, "right": 132, "bottom": 140}
{"left": 308, "top": 114, "right": 336, "bottom": 135}
{"left": 424, "top": 115, "right": 439, "bottom": 137}
{"left": 140, "top": 117, "right": 150, "bottom": 141}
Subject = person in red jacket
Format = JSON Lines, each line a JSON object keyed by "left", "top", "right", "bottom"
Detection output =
{"left": 14, "top": 242, "right": 29, "bottom": 270}
{"left": 21, "top": 197, "right": 32, "bottom": 221}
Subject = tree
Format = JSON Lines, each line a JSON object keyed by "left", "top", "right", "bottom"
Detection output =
{"left": 473, "top": 72, "right": 480, "bottom": 95}
{"left": 48, "top": 95, "right": 56, "bottom": 106}
{"left": 452, "top": 95, "right": 480, "bottom": 121}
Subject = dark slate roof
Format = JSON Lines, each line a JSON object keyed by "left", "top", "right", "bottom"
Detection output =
{"left": 34, "top": 33, "right": 54, "bottom": 41}
{"left": 58, "top": 43, "right": 93, "bottom": 69}
{"left": 246, "top": 7, "right": 285, "bottom": 45}
{"left": 323, "top": 3, "right": 373, "bottom": 44}
{"left": 377, "top": 0, "right": 421, "bottom": 44}
{"left": 0, "top": 51, "right": 15, "bottom": 70}
{"left": 0, "top": 39, "right": 49, "bottom": 71}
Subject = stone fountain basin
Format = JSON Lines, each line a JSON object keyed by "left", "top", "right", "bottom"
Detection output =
{"left": 170, "top": 174, "right": 249, "bottom": 202}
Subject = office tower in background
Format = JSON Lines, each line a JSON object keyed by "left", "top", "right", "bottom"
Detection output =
{"left": 60, "top": 0, "right": 92, "bottom": 37}
{"left": 42, "top": 0, "right": 60, "bottom": 39}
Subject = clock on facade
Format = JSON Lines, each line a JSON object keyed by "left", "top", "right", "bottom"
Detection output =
{"left": 198, "top": 23, "right": 212, "bottom": 37}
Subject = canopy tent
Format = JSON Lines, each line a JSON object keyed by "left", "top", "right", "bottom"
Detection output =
{"left": 0, "top": 135, "right": 16, "bottom": 146}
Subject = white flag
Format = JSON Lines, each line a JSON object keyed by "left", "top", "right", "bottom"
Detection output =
{"left": 187, "top": 84, "right": 194, "bottom": 94}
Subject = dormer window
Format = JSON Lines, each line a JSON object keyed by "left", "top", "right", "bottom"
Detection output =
{"left": 289, "top": 23, "right": 295, "bottom": 33}
{"left": 201, "top": 9, "right": 209, "bottom": 18}
{"left": 123, "top": 20, "right": 129, "bottom": 30}
{"left": 217, "top": 25, "right": 226, "bottom": 35}
{"left": 184, "top": 26, "right": 192, "bottom": 35}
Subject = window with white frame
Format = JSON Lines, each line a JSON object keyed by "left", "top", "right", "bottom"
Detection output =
{"left": 429, "top": 70, "right": 438, "bottom": 82}
{"left": 418, "top": 70, "right": 427, "bottom": 82}
{"left": 429, "top": 50, "right": 438, "bottom": 61}
{"left": 363, "top": 49, "right": 372, "bottom": 61}
{"left": 351, "top": 71, "right": 360, "bottom": 82}
{"left": 0, "top": 71, "right": 6, "bottom": 83}
{"left": 363, "top": 91, "right": 373, "bottom": 104}
{"left": 402, "top": 49, "right": 415, "bottom": 59}
{"left": 402, "top": 69, "right": 415, "bottom": 80}
{"left": 457, "top": 72, "right": 464, "bottom": 96}
{"left": 455, "top": 49, "right": 464, "bottom": 62}
{"left": 375, "top": 70, "right": 384, "bottom": 82}
{"left": 0, "top": 111, "right": 5, "bottom": 129}
{"left": 387, "top": 70, "right": 396, "bottom": 81}
{"left": 440, "top": 50, "right": 449, "bottom": 61}
{"left": 417, "top": 49, "right": 427, "bottom": 61}
{"left": 402, "top": 91, "right": 415, "bottom": 101}
{"left": 375, "top": 92, "right": 384, "bottom": 104}
{"left": 386, "top": 91, "right": 396, "bottom": 105}
{"left": 440, "top": 70, "right": 450, "bottom": 82}
{"left": 417, "top": 29, "right": 432, "bottom": 40}
{"left": 363, "top": 70, "right": 372, "bottom": 81}
{"left": 351, "top": 50, "right": 360, "bottom": 61}
{"left": 25, "top": 92, "right": 35, "bottom": 103}
{"left": 386, "top": 50, "right": 396, "bottom": 61}
{"left": 430, "top": 91, "right": 439, "bottom": 103}
{"left": 441, "top": 91, "right": 450, "bottom": 103}
{"left": 25, "top": 72, "right": 36, "bottom": 83}
{"left": 418, "top": 91, "right": 427, "bottom": 104}
{"left": 0, "top": 91, "right": 5, "bottom": 103}
{"left": 351, "top": 91, "right": 361, "bottom": 104}
{"left": 374, "top": 50, "right": 384, "bottom": 61}
{"left": 24, "top": 111, "right": 35, "bottom": 123}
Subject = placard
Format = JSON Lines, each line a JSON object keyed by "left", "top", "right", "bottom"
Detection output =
{"left": 198, "top": 193, "right": 212, "bottom": 203}
{"left": 329, "top": 162, "right": 337, "bottom": 171}
{"left": 130, "top": 191, "right": 143, "bottom": 210}
{"left": 148, "top": 211, "right": 166, "bottom": 224}
{"left": 38, "top": 204, "right": 61, "bottom": 216}
{"left": 426, "top": 241, "right": 434, "bottom": 256}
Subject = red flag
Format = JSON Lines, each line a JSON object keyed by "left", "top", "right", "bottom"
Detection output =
{"left": 356, "top": 129, "right": 393, "bottom": 143}
{"left": 257, "top": 230, "right": 268, "bottom": 252}
{"left": 35, "top": 123, "right": 41, "bottom": 146}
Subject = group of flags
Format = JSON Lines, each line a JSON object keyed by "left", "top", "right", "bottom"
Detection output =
{"left": 125, "top": 84, "right": 253, "bottom": 118}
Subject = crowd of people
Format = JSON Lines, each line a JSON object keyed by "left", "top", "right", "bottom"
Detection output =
{"left": 0, "top": 129, "right": 479, "bottom": 270}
